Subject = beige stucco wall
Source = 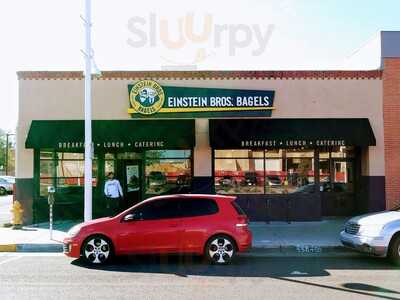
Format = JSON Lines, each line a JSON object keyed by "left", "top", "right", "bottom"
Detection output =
{"left": 17, "top": 77, "right": 384, "bottom": 179}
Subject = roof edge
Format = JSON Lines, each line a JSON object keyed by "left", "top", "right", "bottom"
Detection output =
{"left": 17, "top": 70, "right": 383, "bottom": 80}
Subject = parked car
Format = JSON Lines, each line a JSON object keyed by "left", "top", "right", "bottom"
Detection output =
{"left": 340, "top": 208, "right": 400, "bottom": 265}
{"left": 0, "top": 176, "right": 15, "bottom": 183}
{"left": 218, "top": 175, "right": 237, "bottom": 188}
{"left": 63, "top": 194, "right": 252, "bottom": 265}
{"left": 266, "top": 175, "right": 281, "bottom": 186}
{"left": 147, "top": 171, "right": 167, "bottom": 187}
{"left": 0, "top": 177, "right": 14, "bottom": 195}
{"left": 176, "top": 174, "right": 190, "bottom": 186}
{"left": 241, "top": 171, "right": 258, "bottom": 186}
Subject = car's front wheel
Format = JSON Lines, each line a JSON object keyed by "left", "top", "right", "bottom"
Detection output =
{"left": 82, "top": 235, "right": 113, "bottom": 264}
{"left": 388, "top": 234, "right": 400, "bottom": 265}
{"left": 205, "top": 235, "right": 236, "bottom": 265}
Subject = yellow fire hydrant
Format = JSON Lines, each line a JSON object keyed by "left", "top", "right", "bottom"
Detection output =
{"left": 11, "top": 201, "right": 24, "bottom": 229}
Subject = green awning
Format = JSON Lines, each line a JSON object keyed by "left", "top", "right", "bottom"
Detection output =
{"left": 25, "top": 120, "right": 195, "bottom": 150}
{"left": 209, "top": 118, "right": 376, "bottom": 148}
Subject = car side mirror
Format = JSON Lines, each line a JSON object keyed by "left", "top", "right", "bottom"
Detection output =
{"left": 123, "top": 213, "right": 137, "bottom": 222}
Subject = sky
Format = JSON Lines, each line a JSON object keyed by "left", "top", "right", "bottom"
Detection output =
{"left": 0, "top": 0, "right": 399, "bottom": 132}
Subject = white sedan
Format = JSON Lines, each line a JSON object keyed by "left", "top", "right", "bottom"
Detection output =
{"left": 0, "top": 177, "right": 14, "bottom": 195}
{"left": 341, "top": 209, "right": 400, "bottom": 265}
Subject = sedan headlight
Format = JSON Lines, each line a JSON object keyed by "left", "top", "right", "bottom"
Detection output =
{"left": 357, "top": 224, "right": 385, "bottom": 237}
{"left": 67, "top": 224, "right": 83, "bottom": 238}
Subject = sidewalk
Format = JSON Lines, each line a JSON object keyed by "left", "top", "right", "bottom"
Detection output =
{"left": 247, "top": 217, "right": 360, "bottom": 257}
{"left": 0, "top": 218, "right": 359, "bottom": 257}
{"left": 0, "top": 220, "right": 78, "bottom": 252}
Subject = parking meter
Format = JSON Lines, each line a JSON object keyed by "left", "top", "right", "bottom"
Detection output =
{"left": 48, "top": 186, "right": 55, "bottom": 239}
{"left": 48, "top": 186, "right": 55, "bottom": 205}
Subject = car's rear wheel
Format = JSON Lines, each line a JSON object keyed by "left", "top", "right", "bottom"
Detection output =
{"left": 205, "top": 235, "right": 236, "bottom": 265}
{"left": 0, "top": 187, "right": 6, "bottom": 196}
{"left": 388, "top": 234, "right": 400, "bottom": 265}
{"left": 82, "top": 235, "right": 113, "bottom": 265}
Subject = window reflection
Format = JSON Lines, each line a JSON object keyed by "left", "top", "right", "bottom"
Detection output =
{"left": 214, "top": 158, "right": 264, "bottom": 194}
{"left": 214, "top": 147, "right": 355, "bottom": 195}
{"left": 145, "top": 151, "right": 192, "bottom": 195}
{"left": 214, "top": 149, "right": 315, "bottom": 195}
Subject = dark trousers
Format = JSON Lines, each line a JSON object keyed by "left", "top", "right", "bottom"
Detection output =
{"left": 105, "top": 197, "right": 121, "bottom": 216}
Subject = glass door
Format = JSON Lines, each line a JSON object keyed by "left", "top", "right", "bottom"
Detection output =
{"left": 321, "top": 159, "right": 355, "bottom": 216}
{"left": 123, "top": 160, "right": 142, "bottom": 209}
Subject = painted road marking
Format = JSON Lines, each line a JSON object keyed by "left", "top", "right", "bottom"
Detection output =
{"left": 0, "top": 256, "right": 21, "bottom": 266}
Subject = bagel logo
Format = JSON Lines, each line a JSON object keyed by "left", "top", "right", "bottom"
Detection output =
{"left": 129, "top": 80, "right": 165, "bottom": 115}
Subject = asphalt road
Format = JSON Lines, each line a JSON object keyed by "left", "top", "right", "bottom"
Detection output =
{"left": 0, "top": 195, "right": 12, "bottom": 225}
{"left": 0, "top": 254, "right": 399, "bottom": 300}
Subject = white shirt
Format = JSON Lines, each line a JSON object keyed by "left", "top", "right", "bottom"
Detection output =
{"left": 104, "top": 179, "right": 123, "bottom": 198}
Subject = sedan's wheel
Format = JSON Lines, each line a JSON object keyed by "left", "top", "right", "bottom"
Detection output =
{"left": 0, "top": 187, "right": 6, "bottom": 196}
{"left": 205, "top": 235, "right": 236, "bottom": 265}
{"left": 82, "top": 236, "right": 112, "bottom": 264}
{"left": 388, "top": 235, "right": 400, "bottom": 266}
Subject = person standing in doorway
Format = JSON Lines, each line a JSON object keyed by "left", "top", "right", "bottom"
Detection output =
{"left": 104, "top": 172, "right": 123, "bottom": 216}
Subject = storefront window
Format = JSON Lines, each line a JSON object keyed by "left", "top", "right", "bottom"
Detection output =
{"left": 145, "top": 150, "right": 192, "bottom": 195}
{"left": 214, "top": 157, "right": 264, "bottom": 194}
{"left": 330, "top": 146, "right": 355, "bottom": 158}
{"left": 319, "top": 147, "right": 355, "bottom": 193}
{"left": 146, "top": 150, "right": 191, "bottom": 159}
{"left": 39, "top": 151, "right": 98, "bottom": 197}
{"left": 214, "top": 149, "right": 315, "bottom": 195}
{"left": 105, "top": 160, "right": 115, "bottom": 176}
{"left": 214, "top": 149, "right": 263, "bottom": 158}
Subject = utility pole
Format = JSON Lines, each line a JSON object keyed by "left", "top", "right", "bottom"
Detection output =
{"left": 83, "top": 0, "right": 93, "bottom": 221}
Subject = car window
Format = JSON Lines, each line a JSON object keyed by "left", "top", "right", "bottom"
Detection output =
{"left": 0, "top": 178, "right": 6, "bottom": 184}
{"left": 133, "top": 199, "right": 181, "bottom": 221}
{"left": 179, "top": 198, "right": 219, "bottom": 218}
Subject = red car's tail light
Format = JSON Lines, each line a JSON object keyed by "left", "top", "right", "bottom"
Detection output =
{"left": 236, "top": 216, "right": 249, "bottom": 227}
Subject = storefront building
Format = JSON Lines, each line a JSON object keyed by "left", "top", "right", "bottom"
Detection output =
{"left": 16, "top": 31, "right": 400, "bottom": 224}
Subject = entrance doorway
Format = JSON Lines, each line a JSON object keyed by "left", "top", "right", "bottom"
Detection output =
{"left": 321, "top": 159, "right": 355, "bottom": 216}
{"left": 120, "top": 160, "right": 142, "bottom": 209}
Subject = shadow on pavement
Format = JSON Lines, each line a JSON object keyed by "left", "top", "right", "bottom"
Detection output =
{"left": 70, "top": 255, "right": 400, "bottom": 299}
{"left": 70, "top": 254, "right": 398, "bottom": 277}
{"left": 70, "top": 254, "right": 400, "bottom": 299}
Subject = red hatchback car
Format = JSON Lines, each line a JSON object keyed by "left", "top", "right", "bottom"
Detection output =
{"left": 63, "top": 194, "right": 252, "bottom": 265}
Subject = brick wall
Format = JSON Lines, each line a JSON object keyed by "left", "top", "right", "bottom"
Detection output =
{"left": 383, "top": 58, "right": 400, "bottom": 209}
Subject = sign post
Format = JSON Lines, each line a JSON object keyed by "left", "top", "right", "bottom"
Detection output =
{"left": 83, "top": 0, "right": 92, "bottom": 221}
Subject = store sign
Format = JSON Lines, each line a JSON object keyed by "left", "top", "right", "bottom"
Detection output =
{"left": 240, "top": 139, "right": 347, "bottom": 148}
{"left": 128, "top": 80, "right": 275, "bottom": 118}
{"left": 57, "top": 140, "right": 166, "bottom": 150}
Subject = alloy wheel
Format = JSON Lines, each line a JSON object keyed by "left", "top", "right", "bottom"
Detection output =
{"left": 208, "top": 237, "right": 234, "bottom": 264}
{"left": 84, "top": 237, "right": 111, "bottom": 264}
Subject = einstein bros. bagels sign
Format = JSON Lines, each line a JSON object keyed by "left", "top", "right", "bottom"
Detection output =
{"left": 128, "top": 80, "right": 275, "bottom": 118}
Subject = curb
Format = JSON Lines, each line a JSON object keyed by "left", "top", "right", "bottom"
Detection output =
{"left": 0, "top": 244, "right": 63, "bottom": 253}
{"left": 242, "top": 246, "right": 363, "bottom": 258}
{"left": 0, "top": 243, "right": 361, "bottom": 258}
